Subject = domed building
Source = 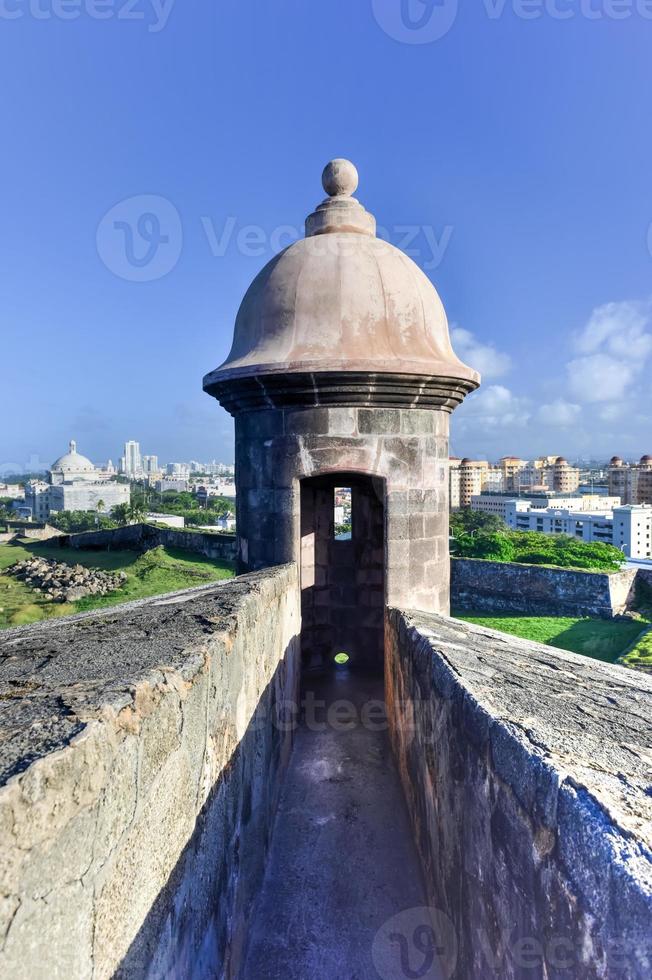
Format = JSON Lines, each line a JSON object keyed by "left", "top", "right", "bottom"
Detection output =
{"left": 205, "top": 159, "right": 479, "bottom": 668}
{"left": 20, "top": 440, "right": 129, "bottom": 522}
{"left": 50, "top": 440, "right": 98, "bottom": 485}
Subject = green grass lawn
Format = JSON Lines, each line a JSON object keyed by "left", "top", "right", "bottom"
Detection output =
{"left": 619, "top": 628, "right": 652, "bottom": 672}
{"left": 454, "top": 611, "right": 648, "bottom": 664}
{"left": 0, "top": 541, "right": 234, "bottom": 630}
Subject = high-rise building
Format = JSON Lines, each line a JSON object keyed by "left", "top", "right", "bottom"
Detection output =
{"left": 608, "top": 456, "right": 652, "bottom": 505}
{"left": 142, "top": 455, "right": 159, "bottom": 474}
{"left": 123, "top": 440, "right": 142, "bottom": 478}
{"left": 456, "top": 459, "right": 503, "bottom": 507}
{"left": 498, "top": 457, "right": 528, "bottom": 492}
{"left": 551, "top": 457, "right": 580, "bottom": 494}
{"left": 451, "top": 454, "right": 581, "bottom": 508}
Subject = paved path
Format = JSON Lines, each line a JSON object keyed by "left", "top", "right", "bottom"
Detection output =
{"left": 243, "top": 669, "right": 437, "bottom": 980}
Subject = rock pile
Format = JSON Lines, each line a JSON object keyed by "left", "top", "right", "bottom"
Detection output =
{"left": 8, "top": 557, "right": 127, "bottom": 603}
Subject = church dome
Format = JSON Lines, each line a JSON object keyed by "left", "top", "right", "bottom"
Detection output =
{"left": 50, "top": 440, "right": 97, "bottom": 482}
{"left": 204, "top": 160, "right": 480, "bottom": 413}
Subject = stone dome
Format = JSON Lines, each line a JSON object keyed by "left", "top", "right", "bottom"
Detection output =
{"left": 641, "top": 455, "right": 652, "bottom": 465}
{"left": 204, "top": 160, "right": 480, "bottom": 413}
{"left": 50, "top": 440, "right": 97, "bottom": 482}
{"left": 555, "top": 457, "right": 568, "bottom": 465}
{"left": 610, "top": 456, "right": 623, "bottom": 465}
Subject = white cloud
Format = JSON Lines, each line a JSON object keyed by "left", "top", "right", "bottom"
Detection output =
{"left": 457, "top": 385, "right": 530, "bottom": 428}
{"left": 450, "top": 326, "right": 511, "bottom": 379}
{"left": 537, "top": 399, "right": 581, "bottom": 427}
{"left": 567, "top": 300, "right": 652, "bottom": 403}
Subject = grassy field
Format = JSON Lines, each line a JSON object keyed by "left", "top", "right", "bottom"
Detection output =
{"left": 0, "top": 541, "right": 234, "bottom": 630}
{"left": 455, "top": 611, "right": 648, "bottom": 664}
{"left": 619, "top": 628, "right": 652, "bottom": 671}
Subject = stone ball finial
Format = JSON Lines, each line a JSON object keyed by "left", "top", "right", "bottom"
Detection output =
{"left": 322, "top": 159, "right": 359, "bottom": 198}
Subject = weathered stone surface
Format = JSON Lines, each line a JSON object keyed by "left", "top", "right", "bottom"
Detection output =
{"left": 234, "top": 405, "right": 451, "bottom": 621}
{"left": 452, "top": 557, "right": 639, "bottom": 619}
{"left": 386, "top": 609, "right": 652, "bottom": 979}
{"left": 0, "top": 565, "right": 300, "bottom": 979}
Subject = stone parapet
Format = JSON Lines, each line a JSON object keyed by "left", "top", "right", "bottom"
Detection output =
{"left": 451, "top": 556, "right": 638, "bottom": 619}
{"left": 0, "top": 565, "right": 300, "bottom": 979}
{"left": 386, "top": 608, "right": 652, "bottom": 979}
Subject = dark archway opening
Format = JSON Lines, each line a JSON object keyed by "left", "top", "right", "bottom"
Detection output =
{"left": 299, "top": 472, "right": 385, "bottom": 676}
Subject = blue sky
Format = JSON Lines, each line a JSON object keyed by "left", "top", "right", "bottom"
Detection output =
{"left": 2, "top": 0, "right": 652, "bottom": 473}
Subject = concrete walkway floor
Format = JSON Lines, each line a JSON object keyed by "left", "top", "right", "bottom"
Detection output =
{"left": 243, "top": 669, "right": 435, "bottom": 980}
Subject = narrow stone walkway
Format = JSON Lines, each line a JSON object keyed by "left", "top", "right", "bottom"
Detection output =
{"left": 243, "top": 669, "right": 433, "bottom": 980}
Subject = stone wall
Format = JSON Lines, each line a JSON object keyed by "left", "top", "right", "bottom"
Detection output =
{"left": 236, "top": 405, "right": 450, "bottom": 614}
{"left": 0, "top": 564, "right": 300, "bottom": 979}
{"left": 386, "top": 609, "right": 652, "bottom": 979}
{"left": 451, "top": 556, "right": 638, "bottom": 618}
{"left": 60, "top": 522, "right": 237, "bottom": 563}
{"left": 1, "top": 522, "right": 62, "bottom": 542}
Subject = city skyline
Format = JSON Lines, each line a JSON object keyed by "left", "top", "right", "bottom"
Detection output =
{"left": 2, "top": 7, "right": 652, "bottom": 464}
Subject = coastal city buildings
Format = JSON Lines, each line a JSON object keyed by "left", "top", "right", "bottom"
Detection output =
{"left": 471, "top": 492, "right": 622, "bottom": 523}
{"left": 451, "top": 455, "right": 581, "bottom": 507}
{"left": 16, "top": 441, "right": 130, "bottom": 521}
{"left": 608, "top": 456, "right": 652, "bottom": 505}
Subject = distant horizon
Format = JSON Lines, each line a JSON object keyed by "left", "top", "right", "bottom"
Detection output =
{"left": 4, "top": 443, "right": 652, "bottom": 483}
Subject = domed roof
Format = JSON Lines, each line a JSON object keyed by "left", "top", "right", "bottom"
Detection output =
{"left": 204, "top": 160, "right": 480, "bottom": 412}
{"left": 610, "top": 456, "right": 623, "bottom": 465}
{"left": 51, "top": 440, "right": 96, "bottom": 476}
{"left": 641, "top": 455, "right": 652, "bottom": 465}
{"left": 555, "top": 457, "right": 568, "bottom": 465}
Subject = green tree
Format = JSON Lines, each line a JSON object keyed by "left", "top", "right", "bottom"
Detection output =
{"left": 110, "top": 503, "right": 131, "bottom": 526}
{"left": 450, "top": 508, "right": 506, "bottom": 537}
{"left": 454, "top": 526, "right": 626, "bottom": 571}
{"left": 48, "top": 510, "right": 117, "bottom": 533}
{"left": 455, "top": 531, "right": 516, "bottom": 562}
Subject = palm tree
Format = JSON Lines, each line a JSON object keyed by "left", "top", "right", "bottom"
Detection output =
{"left": 110, "top": 503, "right": 130, "bottom": 526}
{"left": 127, "top": 502, "right": 146, "bottom": 524}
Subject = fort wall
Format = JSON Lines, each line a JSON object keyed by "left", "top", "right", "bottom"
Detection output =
{"left": 0, "top": 565, "right": 299, "bottom": 979}
{"left": 386, "top": 608, "right": 652, "bottom": 978}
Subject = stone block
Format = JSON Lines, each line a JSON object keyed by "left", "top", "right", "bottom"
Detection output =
{"left": 358, "top": 408, "right": 401, "bottom": 434}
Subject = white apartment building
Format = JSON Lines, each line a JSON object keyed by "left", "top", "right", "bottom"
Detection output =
{"left": 155, "top": 478, "right": 190, "bottom": 493}
{"left": 503, "top": 501, "right": 652, "bottom": 559}
{"left": 18, "top": 481, "right": 51, "bottom": 522}
{"left": 0, "top": 483, "right": 24, "bottom": 499}
{"left": 167, "top": 463, "right": 190, "bottom": 478}
{"left": 472, "top": 493, "right": 622, "bottom": 522}
{"left": 145, "top": 513, "right": 185, "bottom": 528}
